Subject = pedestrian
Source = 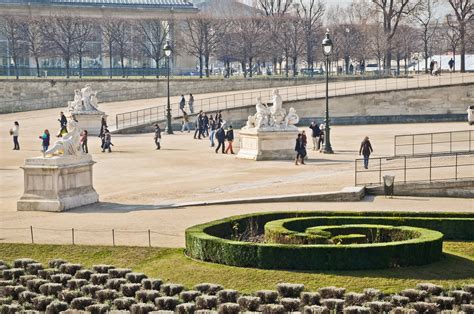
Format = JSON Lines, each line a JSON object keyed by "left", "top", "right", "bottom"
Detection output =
{"left": 309, "top": 121, "right": 321, "bottom": 150}
{"left": 194, "top": 111, "right": 203, "bottom": 139}
{"left": 301, "top": 130, "right": 307, "bottom": 148}
{"left": 181, "top": 111, "right": 191, "bottom": 133}
{"left": 39, "top": 129, "right": 50, "bottom": 152}
{"left": 179, "top": 95, "right": 186, "bottom": 113}
{"left": 154, "top": 124, "right": 161, "bottom": 150}
{"left": 295, "top": 133, "right": 306, "bottom": 165}
{"left": 99, "top": 115, "right": 107, "bottom": 138}
{"left": 209, "top": 116, "right": 216, "bottom": 147}
{"left": 102, "top": 129, "right": 112, "bottom": 153}
{"left": 57, "top": 112, "right": 68, "bottom": 137}
{"left": 318, "top": 123, "right": 325, "bottom": 152}
{"left": 215, "top": 111, "right": 223, "bottom": 127}
{"left": 80, "top": 130, "right": 89, "bottom": 153}
{"left": 215, "top": 126, "right": 226, "bottom": 154}
{"left": 188, "top": 94, "right": 194, "bottom": 113}
{"left": 225, "top": 125, "right": 235, "bottom": 154}
{"left": 10, "top": 121, "right": 20, "bottom": 150}
{"left": 359, "top": 136, "right": 373, "bottom": 169}
{"left": 203, "top": 113, "right": 209, "bottom": 137}
{"left": 448, "top": 58, "right": 455, "bottom": 72}
{"left": 429, "top": 60, "right": 435, "bottom": 75}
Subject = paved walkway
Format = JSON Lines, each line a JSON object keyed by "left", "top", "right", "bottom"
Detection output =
{"left": 0, "top": 109, "right": 472, "bottom": 246}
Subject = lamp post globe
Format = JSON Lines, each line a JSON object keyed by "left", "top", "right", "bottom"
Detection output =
{"left": 322, "top": 30, "right": 333, "bottom": 154}
{"left": 163, "top": 41, "right": 173, "bottom": 134}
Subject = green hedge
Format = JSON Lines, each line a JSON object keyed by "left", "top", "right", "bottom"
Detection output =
{"left": 185, "top": 211, "right": 473, "bottom": 271}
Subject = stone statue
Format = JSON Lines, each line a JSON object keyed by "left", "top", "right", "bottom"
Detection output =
{"left": 284, "top": 107, "right": 299, "bottom": 127}
{"left": 269, "top": 89, "right": 287, "bottom": 127}
{"left": 68, "top": 84, "right": 102, "bottom": 114}
{"left": 44, "top": 118, "right": 83, "bottom": 157}
{"left": 243, "top": 90, "right": 299, "bottom": 130}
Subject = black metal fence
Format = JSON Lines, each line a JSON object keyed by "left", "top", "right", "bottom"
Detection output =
{"left": 394, "top": 130, "right": 474, "bottom": 156}
{"left": 354, "top": 152, "right": 474, "bottom": 186}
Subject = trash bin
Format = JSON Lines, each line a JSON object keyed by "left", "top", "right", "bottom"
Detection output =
{"left": 383, "top": 175, "right": 395, "bottom": 198}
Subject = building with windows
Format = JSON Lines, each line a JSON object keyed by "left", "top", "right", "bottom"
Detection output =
{"left": 0, "top": 0, "right": 198, "bottom": 77}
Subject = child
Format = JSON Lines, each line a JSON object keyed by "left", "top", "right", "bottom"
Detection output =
{"left": 81, "top": 130, "right": 89, "bottom": 153}
{"left": 39, "top": 129, "right": 50, "bottom": 152}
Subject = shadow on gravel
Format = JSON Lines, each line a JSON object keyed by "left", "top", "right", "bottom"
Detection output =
{"left": 69, "top": 202, "right": 177, "bottom": 213}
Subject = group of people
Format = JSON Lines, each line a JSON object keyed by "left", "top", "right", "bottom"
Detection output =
{"left": 179, "top": 94, "right": 194, "bottom": 114}
{"left": 189, "top": 110, "right": 234, "bottom": 154}
{"left": 429, "top": 60, "right": 441, "bottom": 76}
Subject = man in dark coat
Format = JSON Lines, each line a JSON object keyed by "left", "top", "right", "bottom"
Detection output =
{"left": 309, "top": 121, "right": 321, "bottom": 150}
{"left": 215, "top": 126, "right": 226, "bottom": 154}
{"left": 154, "top": 124, "right": 161, "bottom": 150}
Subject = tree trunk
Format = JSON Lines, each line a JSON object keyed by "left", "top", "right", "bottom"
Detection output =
{"left": 35, "top": 57, "right": 40, "bottom": 77}
{"left": 452, "top": 48, "right": 456, "bottom": 72}
{"left": 109, "top": 43, "right": 113, "bottom": 79}
{"left": 460, "top": 24, "right": 465, "bottom": 73}
{"left": 205, "top": 54, "right": 210, "bottom": 78}
{"left": 424, "top": 30, "right": 429, "bottom": 74}
{"left": 396, "top": 53, "right": 400, "bottom": 76}
{"left": 156, "top": 61, "right": 160, "bottom": 79}
{"left": 13, "top": 58, "right": 19, "bottom": 80}
{"left": 79, "top": 52, "right": 83, "bottom": 78}
{"left": 404, "top": 56, "right": 408, "bottom": 75}
{"left": 65, "top": 57, "right": 70, "bottom": 78}
{"left": 121, "top": 55, "right": 125, "bottom": 78}
{"left": 241, "top": 61, "right": 247, "bottom": 78}
{"left": 249, "top": 57, "right": 253, "bottom": 78}
{"left": 292, "top": 57, "right": 297, "bottom": 77}
{"left": 345, "top": 55, "right": 350, "bottom": 74}
{"left": 273, "top": 58, "right": 277, "bottom": 75}
{"left": 285, "top": 53, "right": 289, "bottom": 77}
{"left": 385, "top": 49, "right": 392, "bottom": 75}
{"left": 199, "top": 54, "right": 203, "bottom": 78}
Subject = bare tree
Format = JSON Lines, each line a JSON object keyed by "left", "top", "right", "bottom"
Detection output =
{"left": 111, "top": 19, "right": 132, "bottom": 78}
{"left": 75, "top": 18, "right": 95, "bottom": 78}
{"left": 136, "top": 18, "right": 170, "bottom": 78}
{"left": 101, "top": 18, "right": 117, "bottom": 78}
{"left": 371, "top": 0, "right": 420, "bottom": 73}
{"left": 40, "top": 15, "right": 81, "bottom": 78}
{"left": 0, "top": 15, "right": 26, "bottom": 79}
{"left": 295, "top": 0, "right": 325, "bottom": 72}
{"left": 182, "top": 16, "right": 206, "bottom": 78}
{"left": 287, "top": 16, "right": 305, "bottom": 76}
{"left": 257, "top": 0, "right": 294, "bottom": 16}
{"left": 411, "top": 0, "right": 439, "bottom": 73}
{"left": 447, "top": 0, "right": 473, "bottom": 72}
{"left": 23, "top": 18, "right": 45, "bottom": 77}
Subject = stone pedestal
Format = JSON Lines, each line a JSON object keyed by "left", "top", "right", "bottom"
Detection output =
{"left": 71, "top": 112, "right": 106, "bottom": 135}
{"left": 17, "top": 155, "right": 99, "bottom": 212}
{"left": 237, "top": 128, "right": 299, "bottom": 161}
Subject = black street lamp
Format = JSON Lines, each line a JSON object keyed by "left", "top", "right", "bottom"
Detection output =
{"left": 163, "top": 40, "right": 173, "bottom": 134}
{"left": 322, "top": 30, "right": 333, "bottom": 154}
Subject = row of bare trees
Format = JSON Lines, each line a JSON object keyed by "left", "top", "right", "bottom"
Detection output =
{"left": 0, "top": 0, "right": 472, "bottom": 79}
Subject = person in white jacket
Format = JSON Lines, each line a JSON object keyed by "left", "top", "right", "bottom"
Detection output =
{"left": 10, "top": 121, "right": 20, "bottom": 150}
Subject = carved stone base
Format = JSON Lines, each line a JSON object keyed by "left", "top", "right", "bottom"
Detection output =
{"left": 237, "top": 128, "right": 299, "bottom": 161}
{"left": 17, "top": 155, "right": 99, "bottom": 212}
{"left": 70, "top": 112, "right": 106, "bottom": 135}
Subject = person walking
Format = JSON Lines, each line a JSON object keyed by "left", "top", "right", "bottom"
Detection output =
{"left": 102, "top": 129, "right": 112, "bottom": 153}
{"left": 39, "top": 129, "right": 50, "bottom": 152}
{"left": 225, "top": 125, "right": 235, "bottom": 154}
{"left": 99, "top": 116, "right": 107, "bottom": 138}
{"left": 179, "top": 95, "right": 186, "bottom": 113}
{"left": 10, "top": 121, "right": 20, "bottom": 150}
{"left": 359, "top": 136, "right": 373, "bottom": 169}
{"left": 215, "top": 111, "right": 223, "bottom": 127}
{"left": 57, "top": 112, "right": 68, "bottom": 137}
{"left": 309, "top": 121, "right": 321, "bottom": 150}
{"left": 429, "top": 60, "right": 435, "bottom": 75}
{"left": 448, "top": 58, "right": 455, "bottom": 72}
{"left": 215, "top": 126, "right": 226, "bottom": 154}
{"left": 188, "top": 94, "right": 194, "bottom": 113}
{"left": 295, "top": 133, "right": 306, "bottom": 165}
{"left": 181, "top": 111, "right": 191, "bottom": 133}
{"left": 194, "top": 111, "right": 203, "bottom": 139}
{"left": 318, "top": 123, "right": 325, "bottom": 152}
{"left": 154, "top": 124, "right": 161, "bottom": 150}
{"left": 80, "top": 130, "right": 89, "bottom": 153}
{"left": 209, "top": 116, "right": 216, "bottom": 147}
{"left": 202, "top": 113, "right": 209, "bottom": 137}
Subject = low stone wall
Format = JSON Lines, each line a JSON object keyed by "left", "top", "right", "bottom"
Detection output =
{"left": 365, "top": 179, "right": 474, "bottom": 198}
{"left": 0, "top": 77, "right": 328, "bottom": 113}
{"left": 114, "top": 83, "right": 473, "bottom": 133}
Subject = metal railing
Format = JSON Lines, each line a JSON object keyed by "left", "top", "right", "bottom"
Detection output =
{"left": 394, "top": 130, "right": 474, "bottom": 156}
{"left": 0, "top": 225, "right": 179, "bottom": 247}
{"left": 354, "top": 152, "right": 474, "bottom": 186}
{"left": 115, "top": 72, "right": 474, "bottom": 130}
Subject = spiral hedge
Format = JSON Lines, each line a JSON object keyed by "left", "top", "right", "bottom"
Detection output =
{"left": 185, "top": 211, "right": 474, "bottom": 271}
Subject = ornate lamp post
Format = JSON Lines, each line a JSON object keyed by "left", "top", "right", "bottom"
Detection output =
{"left": 322, "top": 30, "right": 333, "bottom": 154}
{"left": 163, "top": 41, "right": 173, "bottom": 134}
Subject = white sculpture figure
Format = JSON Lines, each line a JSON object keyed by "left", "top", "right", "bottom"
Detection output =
{"left": 68, "top": 89, "right": 83, "bottom": 112}
{"left": 269, "top": 89, "right": 286, "bottom": 127}
{"left": 284, "top": 107, "right": 299, "bottom": 127}
{"left": 44, "top": 119, "right": 83, "bottom": 157}
{"left": 244, "top": 97, "right": 271, "bottom": 129}
{"left": 67, "top": 84, "right": 102, "bottom": 114}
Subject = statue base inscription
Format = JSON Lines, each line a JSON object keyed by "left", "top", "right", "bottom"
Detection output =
{"left": 237, "top": 128, "right": 299, "bottom": 161}
{"left": 17, "top": 154, "right": 99, "bottom": 212}
{"left": 71, "top": 112, "right": 106, "bottom": 136}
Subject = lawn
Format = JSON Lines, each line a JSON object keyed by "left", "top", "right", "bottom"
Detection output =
{"left": 1, "top": 242, "right": 473, "bottom": 294}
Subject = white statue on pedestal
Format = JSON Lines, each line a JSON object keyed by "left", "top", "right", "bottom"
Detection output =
{"left": 44, "top": 118, "right": 83, "bottom": 157}
{"left": 67, "top": 84, "right": 102, "bottom": 114}
{"left": 244, "top": 89, "right": 299, "bottom": 130}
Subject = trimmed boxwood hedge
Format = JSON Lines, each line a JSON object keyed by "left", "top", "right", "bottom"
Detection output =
{"left": 185, "top": 211, "right": 474, "bottom": 271}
